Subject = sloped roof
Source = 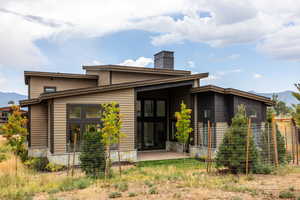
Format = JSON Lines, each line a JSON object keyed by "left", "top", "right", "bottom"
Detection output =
{"left": 20, "top": 73, "right": 208, "bottom": 106}
{"left": 82, "top": 65, "right": 191, "bottom": 76}
{"left": 191, "top": 85, "right": 274, "bottom": 105}
{"left": 24, "top": 71, "right": 98, "bottom": 84}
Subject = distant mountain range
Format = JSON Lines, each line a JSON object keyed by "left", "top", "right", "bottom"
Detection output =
{"left": 0, "top": 90, "right": 298, "bottom": 108}
{"left": 250, "top": 90, "right": 298, "bottom": 106}
{"left": 0, "top": 92, "right": 27, "bottom": 107}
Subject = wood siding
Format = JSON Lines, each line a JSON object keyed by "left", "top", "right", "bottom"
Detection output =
{"left": 30, "top": 104, "right": 48, "bottom": 148}
{"left": 52, "top": 88, "right": 135, "bottom": 154}
{"left": 29, "top": 77, "right": 97, "bottom": 98}
{"left": 111, "top": 71, "right": 174, "bottom": 85}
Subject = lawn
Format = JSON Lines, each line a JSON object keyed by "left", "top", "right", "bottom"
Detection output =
{"left": 1, "top": 136, "right": 300, "bottom": 200}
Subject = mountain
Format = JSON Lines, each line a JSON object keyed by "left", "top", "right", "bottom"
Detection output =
{"left": 250, "top": 90, "right": 298, "bottom": 106}
{"left": 0, "top": 92, "right": 27, "bottom": 107}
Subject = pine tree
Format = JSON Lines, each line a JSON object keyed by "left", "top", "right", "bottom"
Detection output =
{"left": 215, "top": 105, "right": 259, "bottom": 173}
{"left": 79, "top": 131, "right": 105, "bottom": 178}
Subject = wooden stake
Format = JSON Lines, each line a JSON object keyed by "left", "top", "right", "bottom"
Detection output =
{"left": 246, "top": 118, "right": 252, "bottom": 175}
{"left": 272, "top": 116, "right": 279, "bottom": 167}
{"left": 67, "top": 144, "right": 71, "bottom": 176}
{"left": 284, "top": 125, "right": 288, "bottom": 151}
{"left": 267, "top": 123, "right": 271, "bottom": 164}
{"left": 296, "top": 127, "right": 299, "bottom": 165}
{"left": 71, "top": 133, "right": 77, "bottom": 177}
{"left": 206, "top": 121, "right": 212, "bottom": 173}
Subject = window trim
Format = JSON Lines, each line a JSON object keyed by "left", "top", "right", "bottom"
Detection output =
{"left": 44, "top": 86, "right": 57, "bottom": 93}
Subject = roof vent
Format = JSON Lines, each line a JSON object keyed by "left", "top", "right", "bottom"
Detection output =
{"left": 154, "top": 51, "right": 174, "bottom": 70}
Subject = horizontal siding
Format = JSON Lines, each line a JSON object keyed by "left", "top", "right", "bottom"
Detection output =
{"left": 111, "top": 71, "right": 173, "bottom": 84}
{"left": 53, "top": 88, "right": 135, "bottom": 154}
{"left": 30, "top": 104, "right": 48, "bottom": 148}
{"left": 29, "top": 77, "right": 97, "bottom": 98}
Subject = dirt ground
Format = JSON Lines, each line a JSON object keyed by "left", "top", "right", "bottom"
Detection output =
{"left": 34, "top": 167, "right": 300, "bottom": 200}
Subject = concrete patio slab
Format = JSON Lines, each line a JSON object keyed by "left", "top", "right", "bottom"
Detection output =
{"left": 137, "top": 151, "right": 189, "bottom": 161}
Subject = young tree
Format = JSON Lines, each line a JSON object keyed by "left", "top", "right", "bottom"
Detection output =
{"left": 215, "top": 105, "right": 259, "bottom": 174}
{"left": 271, "top": 94, "right": 293, "bottom": 116}
{"left": 101, "top": 102, "right": 126, "bottom": 178}
{"left": 175, "top": 102, "right": 193, "bottom": 153}
{"left": 0, "top": 105, "right": 28, "bottom": 160}
{"left": 79, "top": 131, "right": 105, "bottom": 178}
{"left": 292, "top": 83, "right": 300, "bottom": 127}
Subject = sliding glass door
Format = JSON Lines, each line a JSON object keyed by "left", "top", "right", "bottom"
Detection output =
{"left": 137, "top": 99, "right": 167, "bottom": 150}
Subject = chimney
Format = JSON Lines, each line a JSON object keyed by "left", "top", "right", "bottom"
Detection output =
{"left": 154, "top": 50, "right": 174, "bottom": 70}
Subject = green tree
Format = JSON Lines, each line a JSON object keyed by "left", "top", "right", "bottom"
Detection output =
{"left": 0, "top": 105, "right": 28, "bottom": 160}
{"left": 79, "top": 131, "right": 105, "bottom": 178}
{"left": 272, "top": 94, "right": 292, "bottom": 116}
{"left": 215, "top": 105, "right": 259, "bottom": 174}
{"left": 101, "top": 102, "right": 126, "bottom": 178}
{"left": 292, "top": 83, "right": 300, "bottom": 127}
{"left": 175, "top": 102, "right": 193, "bottom": 153}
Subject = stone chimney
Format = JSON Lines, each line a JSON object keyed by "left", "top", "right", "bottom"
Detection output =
{"left": 154, "top": 50, "right": 174, "bottom": 70}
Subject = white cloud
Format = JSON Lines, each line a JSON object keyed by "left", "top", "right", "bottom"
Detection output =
{"left": 187, "top": 61, "right": 195, "bottom": 68}
{"left": 253, "top": 73, "right": 262, "bottom": 78}
{"left": 1, "top": 0, "right": 300, "bottom": 69}
{"left": 119, "top": 57, "right": 153, "bottom": 67}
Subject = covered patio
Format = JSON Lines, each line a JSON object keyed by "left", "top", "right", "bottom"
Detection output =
{"left": 137, "top": 151, "right": 189, "bottom": 161}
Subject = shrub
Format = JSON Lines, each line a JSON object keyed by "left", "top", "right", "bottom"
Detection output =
{"left": 58, "top": 178, "right": 91, "bottom": 191}
{"left": 149, "top": 187, "right": 158, "bottom": 195}
{"left": 109, "top": 192, "right": 122, "bottom": 198}
{"left": 79, "top": 131, "right": 105, "bottom": 178}
{"left": 45, "top": 162, "right": 66, "bottom": 172}
{"left": 279, "top": 191, "right": 295, "bottom": 199}
{"left": 128, "top": 192, "right": 137, "bottom": 197}
{"left": 216, "top": 105, "right": 259, "bottom": 174}
{"left": 0, "top": 153, "right": 7, "bottom": 163}
{"left": 253, "top": 163, "right": 274, "bottom": 174}
{"left": 144, "top": 180, "right": 154, "bottom": 187}
{"left": 114, "top": 182, "right": 128, "bottom": 192}
{"left": 24, "top": 157, "right": 49, "bottom": 171}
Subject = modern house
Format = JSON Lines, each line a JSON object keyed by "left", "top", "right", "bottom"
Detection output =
{"left": 0, "top": 106, "right": 27, "bottom": 125}
{"left": 20, "top": 51, "right": 273, "bottom": 164}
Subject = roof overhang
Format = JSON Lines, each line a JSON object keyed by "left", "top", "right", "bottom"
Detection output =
{"left": 20, "top": 73, "right": 209, "bottom": 107}
{"left": 82, "top": 65, "right": 191, "bottom": 76}
{"left": 24, "top": 71, "right": 98, "bottom": 84}
{"left": 191, "top": 85, "right": 274, "bottom": 106}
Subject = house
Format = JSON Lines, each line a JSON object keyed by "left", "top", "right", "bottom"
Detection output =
{"left": 20, "top": 51, "right": 273, "bottom": 165}
{"left": 0, "top": 106, "right": 27, "bottom": 125}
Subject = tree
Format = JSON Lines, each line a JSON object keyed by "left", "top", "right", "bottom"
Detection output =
{"left": 271, "top": 94, "right": 293, "bottom": 116}
{"left": 79, "top": 131, "right": 105, "bottom": 178}
{"left": 0, "top": 105, "right": 28, "bottom": 161}
{"left": 175, "top": 102, "right": 193, "bottom": 153}
{"left": 101, "top": 102, "right": 126, "bottom": 178}
{"left": 292, "top": 83, "right": 300, "bottom": 101}
{"left": 292, "top": 83, "right": 300, "bottom": 127}
{"left": 215, "top": 105, "right": 259, "bottom": 173}
{"left": 7, "top": 100, "right": 15, "bottom": 105}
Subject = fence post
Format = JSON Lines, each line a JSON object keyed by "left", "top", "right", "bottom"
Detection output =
{"left": 67, "top": 143, "right": 71, "bottom": 176}
{"left": 71, "top": 133, "right": 77, "bottom": 177}
{"left": 206, "top": 121, "right": 212, "bottom": 173}
{"left": 272, "top": 116, "right": 279, "bottom": 167}
{"left": 296, "top": 127, "right": 299, "bottom": 165}
{"left": 284, "top": 125, "right": 288, "bottom": 151}
{"left": 246, "top": 118, "right": 252, "bottom": 175}
{"left": 267, "top": 123, "right": 271, "bottom": 164}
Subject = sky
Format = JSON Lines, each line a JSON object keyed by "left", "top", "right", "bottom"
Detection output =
{"left": 0, "top": 0, "right": 299, "bottom": 95}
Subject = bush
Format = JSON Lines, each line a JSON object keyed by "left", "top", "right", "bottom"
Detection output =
{"left": 253, "top": 163, "right": 274, "bottom": 174}
{"left": 114, "top": 182, "right": 128, "bottom": 192}
{"left": 58, "top": 178, "right": 92, "bottom": 191}
{"left": 45, "top": 162, "right": 66, "bottom": 172}
{"left": 24, "top": 157, "right": 49, "bottom": 171}
{"left": 109, "top": 192, "right": 122, "bottom": 198}
{"left": 79, "top": 131, "right": 105, "bottom": 178}
{"left": 0, "top": 153, "right": 7, "bottom": 163}
{"left": 215, "top": 105, "right": 259, "bottom": 174}
{"left": 149, "top": 187, "right": 158, "bottom": 195}
{"left": 128, "top": 192, "right": 137, "bottom": 197}
{"left": 279, "top": 191, "right": 295, "bottom": 199}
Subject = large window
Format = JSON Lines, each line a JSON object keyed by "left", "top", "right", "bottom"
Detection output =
{"left": 67, "top": 104, "right": 102, "bottom": 152}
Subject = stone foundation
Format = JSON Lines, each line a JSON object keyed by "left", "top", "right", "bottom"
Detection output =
{"left": 166, "top": 141, "right": 184, "bottom": 153}
{"left": 28, "top": 148, "right": 137, "bottom": 165}
{"left": 189, "top": 145, "right": 217, "bottom": 158}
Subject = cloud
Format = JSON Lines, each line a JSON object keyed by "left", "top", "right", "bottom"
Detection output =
{"left": 253, "top": 73, "right": 262, "bottom": 78}
{"left": 1, "top": 0, "right": 300, "bottom": 69}
{"left": 228, "top": 54, "right": 240, "bottom": 59}
{"left": 217, "top": 68, "right": 242, "bottom": 76}
{"left": 119, "top": 57, "right": 153, "bottom": 67}
{"left": 187, "top": 61, "right": 195, "bottom": 68}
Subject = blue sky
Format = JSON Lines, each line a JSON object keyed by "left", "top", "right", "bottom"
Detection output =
{"left": 0, "top": 0, "right": 299, "bottom": 94}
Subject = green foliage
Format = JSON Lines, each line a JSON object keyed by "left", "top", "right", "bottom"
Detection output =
{"left": 292, "top": 83, "right": 300, "bottom": 102}
{"left": 148, "top": 187, "right": 158, "bottom": 195}
{"left": 45, "top": 162, "right": 66, "bottom": 172}
{"left": 216, "top": 105, "right": 259, "bottom": 173}
{"left": 279, "top": 190, "right": 295, "bottom": 199}
{"left": 128, "top": 192, "right": 137, "bottom": 197}
{"left": 252, "top": 163, "right": 274, "bottom": 174}
{"left": 271, "top": 94, "right": 293, "bottom": 116}
{"left": 175, "top": 101, "right": 193, "bottom": 151}
{"left": 58, "top": 178, "right": 92, "bottom": 191}
{"left": 79, "top": 131, "right": 105, "bottom": 178}
{"left": 24, "top": 157, "right": 49, "bottom": 171}
{"left": 114, "top": 182, "right": 128, "bottom": 192}
{"left": 0, "top": 153, "right": 7, "bottom": 163}
{"left": 108, "top": 192, "right": 122, "bottom": 198}
{"left": 292, "top": 104, "right": 300, "bottom": 128}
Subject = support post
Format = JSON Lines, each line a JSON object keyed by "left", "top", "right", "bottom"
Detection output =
{"left": 272, "top": 116, "right": 279, "bottom": 167}
{"left": 267, "top": 123, "right": 271, "bottom": 164}
{"left": 246, "top": 118, "right": 251, "bottom": 175}
{"left": 292, "top": 126, "right": 295, "bottom": 164}
{"left": 296, "top": 127, "right": 299, "bottom": 165}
